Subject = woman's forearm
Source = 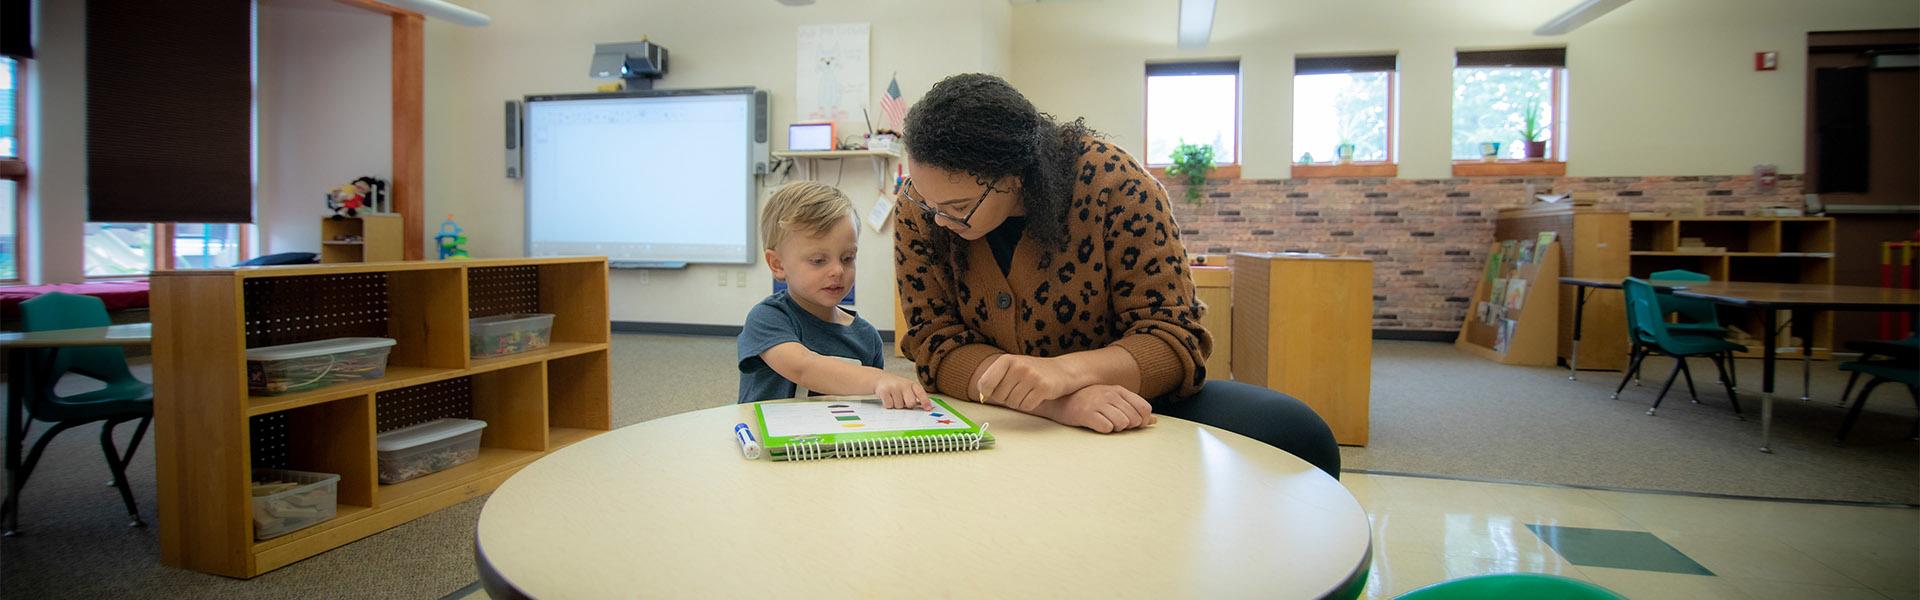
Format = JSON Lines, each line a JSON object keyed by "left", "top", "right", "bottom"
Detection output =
{"left": 1056, "top": 346, "right": 1142, "bottom": 394}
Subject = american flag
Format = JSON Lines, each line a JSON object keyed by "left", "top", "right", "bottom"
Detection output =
{"left": 878, "top": 75, "right": 906, "bottom": 131}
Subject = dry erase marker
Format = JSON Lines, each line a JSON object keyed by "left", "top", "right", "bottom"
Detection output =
{"left": 733, "top": 423, "right": 761, "bottom": 459}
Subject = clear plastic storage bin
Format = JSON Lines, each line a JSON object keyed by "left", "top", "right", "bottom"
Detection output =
{"left": 469, "top": 313, "right": 555, "bottom": 358}
{"left": 246, "top": 337, "right": 396, "bottom": 396}
{"left": 251, "top": 469, "right": 340, "bottom": 540}
{"left": 376, "top": 418, "right": 488, "bottom": 484}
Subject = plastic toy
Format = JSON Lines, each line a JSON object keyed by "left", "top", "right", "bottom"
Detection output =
{"left": 435, "top": 215, "right": 471, "bottom": 260}
{"left": 327, "top": 176, "right": 387, "bottom": 219}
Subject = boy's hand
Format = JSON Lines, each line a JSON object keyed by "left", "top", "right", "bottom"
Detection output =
{"left": 875, "top": 374, "right": 932, "bottom": 410}
{"left": 1049, "top": 385, "right": 1156, "bottom": 433}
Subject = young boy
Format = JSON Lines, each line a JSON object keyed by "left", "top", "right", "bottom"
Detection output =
{"left": 737, "top": 181, "right": 930, "bottom": 409}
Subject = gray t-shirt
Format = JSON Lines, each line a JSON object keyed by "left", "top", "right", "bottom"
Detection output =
{"left": 737, "top": 290, "right": 884, "bottom": 404}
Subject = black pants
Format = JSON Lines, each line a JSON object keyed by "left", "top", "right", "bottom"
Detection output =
{"left": 1153, "top": 380, "right": 1341, "bottom": 479}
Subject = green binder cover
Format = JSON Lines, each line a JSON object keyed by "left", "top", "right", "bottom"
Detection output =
{"left": 753, "top": 396, "right": 995, "bottom": 461}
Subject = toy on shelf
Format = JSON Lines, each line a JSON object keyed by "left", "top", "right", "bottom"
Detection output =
{"left": 435, "top": 215, "right": 471, "bottom": 260}
{"left": 327, "top": 176, "right": 388, "bottom": 219}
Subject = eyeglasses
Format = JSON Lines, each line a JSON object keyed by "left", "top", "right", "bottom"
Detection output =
{"left": 902, "top": 176, "right": 1007, "bottom": 229}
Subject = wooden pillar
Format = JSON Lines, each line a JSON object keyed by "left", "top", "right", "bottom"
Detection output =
{"left": 392, "top": 13, "right": 424, "bottom": 260}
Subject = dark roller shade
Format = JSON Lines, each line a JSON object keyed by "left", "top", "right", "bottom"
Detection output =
{"left": 1814, "top": 67, "right": 1870, "bottom": 194}
{"left": 1146, "top": 61, "right": 1240, "bottom": 77}
{"left": 1296, "top": 55, "right": 1397, "bottom": 75}
{"left": 1457, "top": 48, "right": 1566, "bottom": 68}
{"left": 87, "top": 0, "right": 253, "bottom": 223}
{"left": 1, "top": 0, "right": 29, "bottom": 59}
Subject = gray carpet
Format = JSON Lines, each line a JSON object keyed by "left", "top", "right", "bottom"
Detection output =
{"left": 3, "top": 335, "right": 1914, "bottom": 599}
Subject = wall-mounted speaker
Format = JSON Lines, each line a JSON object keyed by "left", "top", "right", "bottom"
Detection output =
{"left": 505, "top": 100, "right": 523, "bottom": 179}
{"left": 752, "top": 90, "right": 771, "bottom": 175}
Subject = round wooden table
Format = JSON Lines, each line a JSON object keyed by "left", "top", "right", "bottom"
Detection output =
{"left": 476, "top": 401, "right": 1372, "bottom": 599}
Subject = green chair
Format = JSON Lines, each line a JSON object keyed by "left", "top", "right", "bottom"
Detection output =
{"left": 1618, "top": 278, "right": 1746, "bottom": 416}
{"left": 1835, "top": 337, "right": 1919, "bottom": 443}
{"left": 1648, "top": 269, "right": 1726, "bottom": 336}
{"left": 1396, "top": 573, "right": 1625, "bottom": 600}
{"left": 7, "top": 293, "right": 154, "bottom": 530}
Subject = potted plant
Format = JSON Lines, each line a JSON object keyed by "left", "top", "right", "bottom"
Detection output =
{"left": 1165, "top": 140, "right": 1217, "bottom": 205}
{"left": 1519, "top": 102, "right": 1548, "bottom": 162}
{"left": 1334, "top": 140, "right": 1356, "bottom": 164}
{"left": 1335, "top": 112, "right": 1360, "bottom": 164}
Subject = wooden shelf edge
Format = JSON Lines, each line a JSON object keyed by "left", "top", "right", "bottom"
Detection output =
{"left": 251, "top": 504, "right": 375, "bottom": 554}
{"left": 549, "top": 427, "right": 604, "bottom": 450}
{"left": 467, "top": 342, "right": 609, "bottom": 374}
{"left": 250, "top": 465, "right": 524, "bottom": 575}
{"left": 248, "top": 366, "right": 463, "bottom": 416}
{"left": 1290, "top": 163, "right": 1398, "bottom": 178}
{"left": 1452, "top": 160, "right": 1566, "bottom": 177}
{"left": 375, "top": 447, "right": 543, "bottom": 508}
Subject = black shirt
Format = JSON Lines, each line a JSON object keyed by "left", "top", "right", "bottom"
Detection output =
{"left": 986, "top": 216, "right": 1026, "bottom": 276}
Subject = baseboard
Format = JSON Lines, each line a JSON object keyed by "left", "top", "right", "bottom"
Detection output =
{"left": 1373, "top": 329, "right": 1454, "bottom": 342}
{"left": 612, "top": 321, "right": 896, "bottom": 343}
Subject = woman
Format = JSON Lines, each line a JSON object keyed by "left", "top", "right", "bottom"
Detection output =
{"left": 893, "top": 73, "right": 1340, "bottom": 477}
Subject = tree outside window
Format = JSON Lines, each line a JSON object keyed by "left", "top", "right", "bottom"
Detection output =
{"left": 1294, "top": 71, "right": 1392, "bottom": 163}
{"left": 1452, "top": 67, "right": 1558, "bottom": 160}
{"left": 1145, "top": 62, "right": 1239, "bottom": 166}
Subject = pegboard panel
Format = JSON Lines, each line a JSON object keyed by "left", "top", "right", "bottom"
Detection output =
{"left": 376, "top": 377, "right": 474, "bottom": 433}
{"left": 468, "top": 266, "right": 540, "bottom": 318}
{"left": 249, "top": 412, "right": 291, "bottom": 471}
{"left": 244, "top": 273, "right": 391, "bottom": 348}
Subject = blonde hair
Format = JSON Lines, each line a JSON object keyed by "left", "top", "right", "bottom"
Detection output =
{"left": 761, "top": 181, "right": 855, "bottom": 250}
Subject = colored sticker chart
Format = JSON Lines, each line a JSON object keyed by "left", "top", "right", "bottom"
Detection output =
{"left": 759, "top": 398, "right": 973, "bottom": 439}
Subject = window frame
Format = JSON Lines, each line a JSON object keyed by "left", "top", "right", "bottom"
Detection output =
{"left": 2, "top": 56, "right": 25, "bottom": 283}
{"left": 1290, "top": 54, "right": 1401, "bottom": 178}
{"left": 1143, "top": 60, "right": 1243, "bottom": 169}
{"left": 1450, "top": 48, "right": 1569, "bottom": 176}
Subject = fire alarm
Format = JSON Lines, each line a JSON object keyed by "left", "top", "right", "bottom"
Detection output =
{"left": 1755, "top": 51, "right": 1778, "bottom": 71}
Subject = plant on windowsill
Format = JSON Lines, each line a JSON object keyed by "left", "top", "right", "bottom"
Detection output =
{"left": 1519, "top": 102, "right": 1548, "bottom": 162}
{"left": 1165, "top": 140, "right": 1217, "bottom": 205}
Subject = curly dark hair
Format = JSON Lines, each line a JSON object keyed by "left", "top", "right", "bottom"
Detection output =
{"left": 903, "top": 73, "right": 1098, "bottom": 270}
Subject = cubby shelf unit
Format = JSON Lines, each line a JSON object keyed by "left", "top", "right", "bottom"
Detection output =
{"left": 151, "top": 257, "right": 611, "bottom": 578}
{"left": 1627, "top": 216, "right": 1837, "bottom": 359}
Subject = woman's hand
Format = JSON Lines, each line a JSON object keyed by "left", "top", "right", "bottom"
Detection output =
{"left": 975, "top": 354, "right": 1082, "bottom": 411}
{"left": 1048, "top": 385, "right": 1157, "bottom": 433}
{"left": 874, "top": 373, "right": 932, "bottom": 410}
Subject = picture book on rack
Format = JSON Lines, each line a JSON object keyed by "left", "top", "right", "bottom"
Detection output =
{"left": 753, "top": 396, "right": 995, "bottom": 461}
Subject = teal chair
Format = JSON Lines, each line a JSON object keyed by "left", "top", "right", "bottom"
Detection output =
{"left": 1835, "top": 337, "right": 1919, "bottom": 443}
{"left": 1616, "top": 269, "right": 1736, "bottom": 393}
{"left": 1618, "top": 278, "right": 1746, "bottom": 416}
{"left": 1397, "top": 574, "right": 1625, "bottom": 599}
{"left": 8, "top": 293, "right": 154, "bottom": 530}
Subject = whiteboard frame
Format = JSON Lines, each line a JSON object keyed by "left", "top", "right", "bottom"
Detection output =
{"left": 521, "top": 86, "right": 759, "bottom": 266}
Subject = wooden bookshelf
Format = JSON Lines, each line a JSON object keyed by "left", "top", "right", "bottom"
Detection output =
{"left": 150, "top": 257, "right": 612, "bottom": 578}
{"left": 319, "top": 215, "right": 403, "bottom": 263}
{"left": 1627, "top": 216, "right": 1837, "bottom": 358}
{"left": 1457, "top": 241, "right": 1563, "bottom": 366}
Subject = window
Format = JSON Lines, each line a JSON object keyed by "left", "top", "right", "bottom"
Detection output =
{"left": 171, "top": 223, "right": 244, "bottom": 269}
{"left": 84, "top": 223, "right": 154, "bottom": 277}
{"left": 1293, "top": 55, "right": 1397, "bottom": 165}
{"left": 1145, "top": 61, "right": 1239, "bottom": 166}
{"left": 2, "top": 57, "right": 21, "bottom": 282}
{"left": 1452, "top": 48, "right": 1566, "bottom": 163}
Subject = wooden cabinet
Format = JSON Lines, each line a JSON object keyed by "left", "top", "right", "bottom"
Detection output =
{"left": 1627, "top": 216, "right": 1837, "bottom": 358}
{"left": 1192, "top": 265, "right": 1233, "bottom": 380}
{"left": 320, "top": 215, "right": 404, "bottom": 263}
{"left": 1230, "top": 253, "right": 1372, "bottom": 446}
{"left": 150, "top": 257, "right": 611, "bottom": 577}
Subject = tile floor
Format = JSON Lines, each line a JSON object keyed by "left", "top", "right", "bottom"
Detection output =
{"left": 1345, "top": 472, "right": 1919, "bottom": 599}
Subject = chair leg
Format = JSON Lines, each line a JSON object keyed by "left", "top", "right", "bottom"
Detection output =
{"left": 1613, "top": 347, "right": 1648, "bottom": 400}
{"left": 1908, "top": 385, "right": 1919, "bottom": 441}
{"left": 106, "top": 416, "right": 151, "bottom": 486}
{"left": 1836, "top": 378, "right": 1889, "bottom": 444}
{"left": 1679, "top": 358, "right": 1700, "bottom": 403}
{"left": 1710, "top": 355, "right": 1744, "bottom": 417}
{"left": 99, "top": 418, "right": 145, "bottom": 527}
{"left": 1836, "top": 370, "right": 1864, "bottom": 411}
{"left": 4, "top": 421, "right": 84, "bottom": 533}
{"left": 1650, "top": 359, "right": 1685, "bottom": 416}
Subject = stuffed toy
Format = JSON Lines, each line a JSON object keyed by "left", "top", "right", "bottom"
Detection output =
{"left": 326, "top": 176, "right": 388, "bottom": 219}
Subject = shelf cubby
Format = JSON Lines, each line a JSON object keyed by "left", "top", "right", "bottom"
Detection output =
{"left": 153, "top": 257, "right": 612, "bottom": 578}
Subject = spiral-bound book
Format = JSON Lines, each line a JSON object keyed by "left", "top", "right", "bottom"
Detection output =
{"left": 753, "top": 396, "right": 993, "bottom": 461}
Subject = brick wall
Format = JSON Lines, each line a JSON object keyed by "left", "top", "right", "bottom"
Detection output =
{"left": 1161, "top": 174, "right": 1807, "bottom": 332}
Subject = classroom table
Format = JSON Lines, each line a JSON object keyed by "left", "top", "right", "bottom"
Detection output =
{"left": 1556, "top": 277, "right": 1688, "bottom": 381}
{"left": 475, "top": 400, "right": 1373, "bottom": 599}
{"left": 0, "top": 322, "right": 153, "bottom": 534}
{"left": 1669, "top": 283, "right": 1919, "bottom": 453}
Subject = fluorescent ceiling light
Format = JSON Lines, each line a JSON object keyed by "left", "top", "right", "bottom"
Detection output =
{"left": 1533, "top": 0, "right": 1631, "bottom": 36}
{"left": 1178, "top": 0, "right": 1215, "bottom": 48}
{"left": 383, "top": 0, "right": 491, "bottom": 27}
